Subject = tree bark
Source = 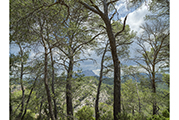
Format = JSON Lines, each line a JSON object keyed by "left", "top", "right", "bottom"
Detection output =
{"left": 66, "top": 56, "right": 74, "bottom": 120}
{"left": 40, "top": 18, "right": 56, "bottom": 120}
{"left": 95, "top": 42, "right": 108, "bottom": 120}
{"left": 44, "top": 45, "right": 56, "bottom": 120}
{"left": 78, "top": 1, "right": 122, "bottom": 119}
{"left": 102, "top": 15, "right": 121, "bottom": 120}
{"left": 50, "top": 47, "right": 58, "bottom": 119}
{"left": 101, "top": 5, "right": 121, "bottom": 120}
{"left": 152, "top": 66, "right": 157, "bottom": 115}
{"left": 21, "top": 74, "right": 39, "bottom": 120}
{"left": 38, "top": 101, "right": 43, "bottom": 120}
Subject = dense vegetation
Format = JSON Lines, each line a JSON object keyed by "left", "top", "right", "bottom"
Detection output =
{"left": 10, "top": 0, "right": 169, "bottom": 120}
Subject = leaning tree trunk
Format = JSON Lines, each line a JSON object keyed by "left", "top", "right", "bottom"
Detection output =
{"left": 66, "top": 56, "right": 74, "bottom": 120}
{"left": 21, "top": 75, "right": 39, "bottom": 120}
{"left": 95, "top": 42, "right": 108, "bottom": 120}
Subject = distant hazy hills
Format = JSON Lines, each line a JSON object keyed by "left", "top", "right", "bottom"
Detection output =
{"left": 78, "top": 70, "right": 98, "bottom": 77}
{"left": 78, "top": 70, "right": 164, "bottom": 85}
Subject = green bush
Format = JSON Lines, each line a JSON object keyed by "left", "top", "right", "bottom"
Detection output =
{"left": 100, "top": 110, "right": 113, "bottom": 120}
{"left": 75, "top": 106, "right": 95, "bottom": 120}
{"left": 23, "top": 109, "right": 36, "bottom": 120}
{"left": 118, "top": 112, "right": 131, "bottom": 120}
{"left": 99, "top": 103, "right": 113, "bottom": 120}
{"left": 162, "top": 109, "right": 169, "bottom": 118}
{"left": 130, "top": 113, "right": 146, "bottom": 120}
{"left": 147, "top": 115, "right": 167, "bottom": 120}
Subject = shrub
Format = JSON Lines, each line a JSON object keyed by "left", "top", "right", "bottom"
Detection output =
{"left": 162, "top": 109, "right": 169, "bottom": 118}
{"left": 147, "top": 114, "right": 166, "bottom": 120}
{"left": 99, "top": 103, "right": 113, "bottom": 120}
{"left": 23, "top": 109, "right": 36, "bottom": 120}
{"left": 75, "top": 106, "right": 95, "bottom": 120}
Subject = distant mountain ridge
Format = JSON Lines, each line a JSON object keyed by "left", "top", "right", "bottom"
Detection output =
{"left": 78, "top": 70, "right": 98, "bottom": 77}
{"left": 77, "top": 70, "right": 164, "bottom": 85}
{"left": 78, "top": 70, "right": 109, "bottom": 78}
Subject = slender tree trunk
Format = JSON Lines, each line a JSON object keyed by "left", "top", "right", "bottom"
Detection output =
{"left": 16, "top": 44, "right": 25, "bottom": 120}
{"left": 133, "top": 75, "right": 141, "bottom": 113}
{"left": 50, "top": 48, "right": 57, "bottom": 119}
{"left": 44, "top": 104, "right": 51, "bottom": 120}
{"left": 9, "top": 82, "right": 12, "bottom": 112}
{"left": 79, "top": 1, "right": 122, "bottom": 119}
{"left": 38, "top": 101, "right": 43, "bottom": 120}
{"left": 132, "top": 106, "right": 135, "bottom": 116}
{"left": 101, "top": 13, "right": 121, "bottom": 120}
{"left": 20, "top": 48, "right": 25, "bottom": 119}
{"left": 66, "top": 56, "right": 74, "bottom": 120}
{"left": 152, "top": 66, "right": 157, "bottom": 115}
{"left": 21, "top": 75, "right": 39, "bottom": 120}
{"left": 44, "top": 46, "right": 56, "bottom": 120}
{"left": 95, "top": 43, "right": 108, "bottom": 120}
{"left": 40, "top": 19, "right": 56, "bottom": 120}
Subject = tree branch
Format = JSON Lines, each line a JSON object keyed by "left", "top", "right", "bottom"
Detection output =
{"left": 115, "top": 14, "right": 129, "bottom": 37}
{"left": 116, "top": 41, "right": 133, "bottom": 46}
{"left": 74, "top": 31, "right": 104, "bottom": 52}
{"left": 79, "top": 1, "right": 102, "bottom": 15}
{"left": 107, "top": 0, "right": 119, "bottom": 6}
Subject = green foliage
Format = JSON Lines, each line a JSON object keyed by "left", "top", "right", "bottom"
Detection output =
{"left": 23, "top": 109, "right": 36, "bottom": 120}
{"left": 99, "top": 103, "right": 113, "bottom": 120}
{"left": 75, "top": 106, "right": 95, "bottom": 120}
{"left": 162, "top": 74, "right": 170, "bottom": 87}
{"left": 10, "top": 0, "right": 169, "bottom": 119}
{"left": 162, "top": 109, "right": 169, "bottom": 118}
{"left": 147, "top": 115, "right": 166, "bottom": 120}
{"left": 146, "top": 109, "right": 169, "bottom": 120}
{"left": 116, "top": 112, "right": 146, "bottom": 120}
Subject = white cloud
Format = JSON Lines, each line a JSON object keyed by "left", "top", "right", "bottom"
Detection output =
{"left": 92, "top": 69, "right": 100, "bottom": 76}
{"left": 121, "top": 4, "right": 150, "bottom": 35}
{"left": 29, "top": 51, "right": 36, "bottom": 60}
